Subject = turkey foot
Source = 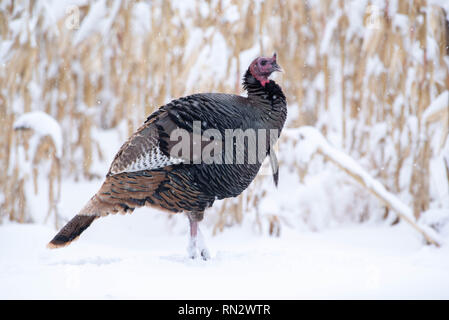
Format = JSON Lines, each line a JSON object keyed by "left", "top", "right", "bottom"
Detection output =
{"left": 197, "top": 228, "right": 211, "bottom": 260}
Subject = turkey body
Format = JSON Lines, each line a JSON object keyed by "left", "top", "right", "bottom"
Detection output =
{"left": 103, "top": 72, "right": 287, "bottom": 215}
{"left": 48, "top": 60, "right": 287, "bottom": 254}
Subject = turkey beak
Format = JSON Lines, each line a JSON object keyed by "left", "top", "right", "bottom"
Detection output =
{"left": 271, "top": 52, "right": 282, "bottom": 73}
{"left": 272, "top": 62, "right": 282, "bottom": 73}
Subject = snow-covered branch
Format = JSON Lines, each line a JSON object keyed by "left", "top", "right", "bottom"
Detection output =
{"left": 286, "top": 127, "right": 442, "bottom": 247}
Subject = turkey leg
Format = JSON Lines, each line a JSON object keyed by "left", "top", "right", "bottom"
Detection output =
{"left": 187, "top": 212, "right": 210, "bottom": 260}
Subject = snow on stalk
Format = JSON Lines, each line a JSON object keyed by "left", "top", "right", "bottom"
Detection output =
{"left": 13, "top": 111, "right": 63, "bottom": 158}
{"left": 422, "top": 91, "right": 449, "bottom": 124}
{"left": 287, "top": 127, "right": 442, "bottom": 247}
{"left": 12, "top": 111, "right": 62, "bottom": 226}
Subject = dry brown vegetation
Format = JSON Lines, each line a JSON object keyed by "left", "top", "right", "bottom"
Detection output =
{"left": 0, "top": 0, "right": 448, "bottom": 234}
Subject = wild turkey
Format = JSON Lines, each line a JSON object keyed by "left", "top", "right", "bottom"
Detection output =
{"left": 47, "top": 53, "right": 287, "bottom": 259}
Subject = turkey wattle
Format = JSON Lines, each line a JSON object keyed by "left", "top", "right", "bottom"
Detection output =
{"left": 47, "top": 53, "right": 287, "bottom": 260}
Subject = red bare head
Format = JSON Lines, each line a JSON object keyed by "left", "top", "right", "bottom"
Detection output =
{"left": 249, "top": 53, "right": 282, "bottom": 86}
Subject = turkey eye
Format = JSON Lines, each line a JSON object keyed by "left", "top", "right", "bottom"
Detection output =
{"left": 260, "top": 60, "right": 267, "bottom": 66}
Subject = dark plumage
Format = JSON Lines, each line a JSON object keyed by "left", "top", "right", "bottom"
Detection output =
{"left": 48, "top": 53, "right": 287, "bottom": 259}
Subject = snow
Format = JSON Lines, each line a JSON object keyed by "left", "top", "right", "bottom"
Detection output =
{"left": 366, "top": 55, "right": 385, "bottom": 77}
{"left": 422, "top": 91, "right": 449, "bottom": 123}
{"left": 320, "top": 10, "right": 341, "bottom": 56}
{"left": 132, "top": 2, "right": 151, "bottom": 34}
{"left": 428, "top": 0, "right": 449, "bottom": 16}
{"left": 222, "top": 3, "right": 240, "bottom": 23}
{"left": 185, "top": 30, "right": 229, "bottom": 92}
{"left": 0, "top": 39, "right": 13, "bottom": 63}
{"left": 13, "top": 111, "right": 63, "bottom": 158}
{"left": 429, "top": 156, "right": 449, "bottom": 205}
{"left": 286, "top": 127, "right": 442, "bottom": 246}
{"left": 392, "top": 14, "right": 409, "bottom": 35}
{"left": 73, "top": 0, "right": 107, "bottom": 45}
{"left": 1, "top": 216, "right": 448, "bottom": 299}
{"left": 420, "top": 209, "right": 449, "bottom": 235}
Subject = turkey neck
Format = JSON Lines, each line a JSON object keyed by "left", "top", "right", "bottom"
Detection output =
{"left": 242, "top": 68, "right": 287, "bottom": 129}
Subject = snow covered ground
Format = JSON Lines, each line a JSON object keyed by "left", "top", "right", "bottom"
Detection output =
{"left": 1, "top": 205, "right": 449, "bottom": 299}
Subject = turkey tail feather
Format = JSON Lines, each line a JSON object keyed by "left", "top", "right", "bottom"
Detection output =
{"left": 47, "top": 192, "right": 111, "bottom": 249}
{"left": 47, "top": 214, "right": 98, "bottom": 249}
{"left": 47, "top": 170, "right": 182, "bottom": 249}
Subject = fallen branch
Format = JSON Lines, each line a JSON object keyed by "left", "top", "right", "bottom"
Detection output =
{"left": 286, "top": 127, "right": 442, "bottom": 247}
